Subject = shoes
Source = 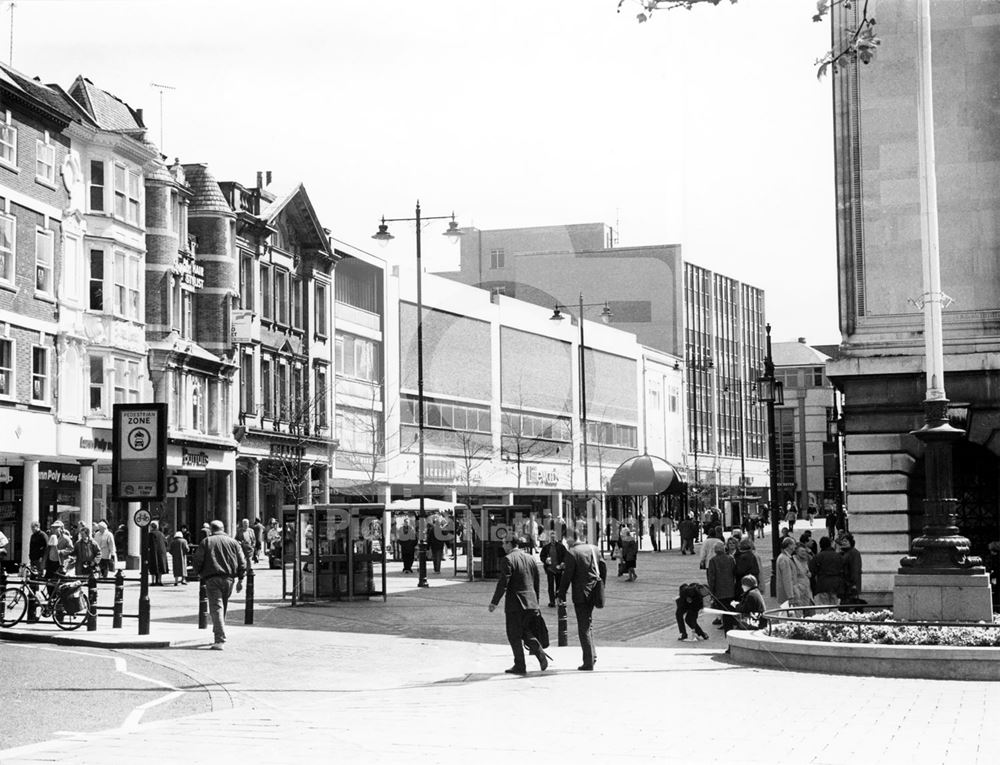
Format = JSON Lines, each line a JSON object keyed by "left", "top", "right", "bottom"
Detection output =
{"left": 547, "top": 602, "right": 555, "bottom": 608}
{"left": 536, "top": 651, "right": 549, "bottom": 672}
{"left": 678, "top": 635, "right": 688, "bottom": 641}
{"left": 505, "top": 667, "right": 527, "bottom": 675}
{"left": 210, "top": 642, "right": 224, "bottom": 651}
{"left": 577, "top": 664, "right": 595, "bottom": 671}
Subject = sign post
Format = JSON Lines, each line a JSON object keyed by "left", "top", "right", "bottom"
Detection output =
{"left": 112, "top": 404, "right": 167, "bottom": 636}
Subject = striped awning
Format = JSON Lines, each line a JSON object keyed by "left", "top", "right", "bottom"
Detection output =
{"left": 606, "top": 454, "right": 682, "bottom": 496}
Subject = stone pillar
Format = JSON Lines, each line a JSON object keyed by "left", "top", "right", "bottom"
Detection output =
{"left": 223, "top": 470, "right": 237, "bottom": 533}
{"left": 127, "top": 502, "right": 141, "bottom": 569}
{"left": 319, "top": 466, "right": 330, "bottom": 505}
{"left": 79, "top": 461, "right": 95, "bottom": 529}
{"left": 507, "top": 492, "right": 515, "bottom": 506}
{"left": 301, "top": 470, "right": 313, "bottom": 506}
{"left": 20, "top": 459, "right": 40, "bottom": 565}
{"left": 247, "top": 458, "right": 260, "bottom": 522}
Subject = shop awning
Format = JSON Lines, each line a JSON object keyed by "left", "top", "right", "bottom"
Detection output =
{"left": 606, "top": 454, "right": 683, "bottom": 496}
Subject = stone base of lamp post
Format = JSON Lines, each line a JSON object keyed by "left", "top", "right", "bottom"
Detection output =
{"left": 893, "top": 398, "right": 992, "bottom": 621}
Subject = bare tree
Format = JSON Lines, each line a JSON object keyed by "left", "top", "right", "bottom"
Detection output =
{"left": 454, "top": 429, "right": 493, "bottom": 508}
{"left": 501, "top": 408, "right": 566, "bottom": 494}
{"left": 332, "top": 383, "right": 388, "bottom": 502}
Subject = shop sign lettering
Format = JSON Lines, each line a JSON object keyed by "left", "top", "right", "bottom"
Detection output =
{"left": 182, "top": 449, "right": 210, "bottom": 467}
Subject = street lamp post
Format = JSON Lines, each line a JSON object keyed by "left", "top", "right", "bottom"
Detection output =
{"left": 757, "top": 323, "right": 783, "bottom": 597}
{"left": 686, "top": 345, "right": 713, "bottom": 526}
{"left": 550, "top": 297, "right": 611, "bottom": 536}
{"left": 373, "top": 202, "right": 461, "bottom": 588}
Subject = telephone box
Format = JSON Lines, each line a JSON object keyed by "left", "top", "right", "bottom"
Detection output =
{"left": 475, "top": 504, "right": 533, "bottom": 579}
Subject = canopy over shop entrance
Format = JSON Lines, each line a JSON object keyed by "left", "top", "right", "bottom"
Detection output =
{"left": 606, "top": 454, "right": 685, "bottom": 496}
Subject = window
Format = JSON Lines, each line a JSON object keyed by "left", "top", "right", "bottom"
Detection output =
{"left": 113, "top": 359, "right": 140, "bottom": 404}
{"left": 812, "top": 366, "right": 825, "bottom": 387}
{"left": 35, "top": 229, "right": 54, "bottom": 295}
{"left": 490, "top": 248, "right": 505, "bottom": 269}
{"left": 89, "top": 355, "right": 104, "bottom": 412}
{"left": 276, "top": 360, "right": 288, "bottom": 420}
{"left": 63, "top": 234, "right": 81, "bottom": 302}
{"left": 35, "top": 134, "right": 55, "bottom": 185}
{"left": 403, "top": 396, "right": 492, "bottom": 434}
{"left": 171, "top": 192, "right": 186, "bottom": 241}
{"left": 171, "top": 371, "right": 183, "bottom": 428}
{"left": 239, "top": 351, "right": 254, "bottom": 415}
{"left": 260, "top": 264, "right": 272, "bottom": 321}
{"left": 0, "top": 213, "right": 14, "bottom": 284}
{"left": 113, "top": 164, "right": 142, "bottom": 225}
{"left": 314, "top": 281, "right": 328, "bottom": 336}
{"left": 274, "top": 269, "right": 288, "bottom": 325}
{"left": 113, "top": 251, "right": 141, "bottom": 320}
{"left": 88, "top": 250, "right": 104, "bottom": 310}
{"left": 336, "top": 407, "right": 377, "bottom": 455}
{"left": 31, "top": 346, "right": 49, "bottom": 402}
{"left": 586, "top": 420, "right": 638, "bottom": 449}
{"left": 89, "top": 160, "right": 105, "bottom": 212}
{"left": 239, "top": 254, "right": 254, "bottom": 310}
{"left": 0, "top": 338, "right": 12, "bottom": 396}
{"left": 261, "top": 357, "right": 273, "bottom": 419}
{"left": 314, "top": 365, "right": 328, "bottom": 429}
{"left": 335, "top": 333, "right": 380, "bottom": 382}
{"left": 0, "top": 111, "right": 16, "bottom": 167}
{"left": 292, "top": 364, "right": 304, "bottom": 411}
{"left": 181, "top": 290, "right": 193, "bottom": 338}
{"left": 191, "top": 379, "right": 205, "bottom": 432}
{"left": 290, "top": 277, "right": 302, "bottom": 329}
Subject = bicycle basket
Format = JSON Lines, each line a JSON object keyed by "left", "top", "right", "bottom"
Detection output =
{"left": 58, "top": 582, "right": 85, "bottom": 615}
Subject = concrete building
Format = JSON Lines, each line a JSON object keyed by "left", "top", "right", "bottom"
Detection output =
{"left": 439, "top": 222, "right": 768, "bottom": 517}
{"left": 826, "top": 2, "right": 1000, "bottom": 596}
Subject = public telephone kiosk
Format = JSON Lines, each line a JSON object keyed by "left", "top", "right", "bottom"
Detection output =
{"left": 281, "top": 503, "right": 387, "bottom": 602}
{"left": 474, "top": 504, "right": 534, "bottom": 579}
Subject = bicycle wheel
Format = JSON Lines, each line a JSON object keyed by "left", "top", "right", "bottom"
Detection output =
{"left": 53, "top": 592, "right": 90, "bottom": 631}
{"left": 1, "top": 586, "right": 27, "bottom": 627}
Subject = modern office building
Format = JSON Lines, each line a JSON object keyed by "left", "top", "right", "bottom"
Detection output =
{"left": 439, "top": 223, "right": 769, "bottom": 516}
{"left": 826, "top": 2, "right": 1000, "bottom": 595}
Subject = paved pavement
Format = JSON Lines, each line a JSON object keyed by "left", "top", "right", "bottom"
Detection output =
{"left": 2, "top": 525, "right": 998, "bottom": 765}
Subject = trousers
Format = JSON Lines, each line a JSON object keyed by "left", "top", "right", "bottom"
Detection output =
{"left": 205, "top": 575, "right": 235, "bottom": 643}
{"left": 505, "top": 609, "right": 544, "bottom": 670}
{"left": 573, "top": 601, "right": 597, "bottom": 668}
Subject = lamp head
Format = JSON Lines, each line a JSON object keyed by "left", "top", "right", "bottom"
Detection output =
{"left": 600, "top": 302, "right": 612, "bottom": 324}
{"left": 443, "top": 215, "right": 462, "bottom": 243}
{"left": 372, "top": 217, "right": 394, "bottom": 247}
{"left": 550, "top": 305, "right": 565, "bottom": 321}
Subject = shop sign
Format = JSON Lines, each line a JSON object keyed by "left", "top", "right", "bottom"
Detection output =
{"left": 181, "top": 262, "right": 204, "bottom": 289}
{"left": 39, "top": 462, "right": 80, "bottom": 487}
{"left": 231, "top": 309, "right": 261, "bottom": 343}
{"left": 426, "top": 459, "right": 454, "bottom": 482}
{"left": 112, "top": 403, "right": 167, "bottom": 502}
{"left": 270, "top": 443, "right": 305, "bottom": 461}
{"left": 181, "top": 449, "right": 210, "bottom": 468}
{"left": 0, "top": 466, "right": 15, "bottom": 485}
{"left": 526, "top": 466, "right": 559, "bottom": 487}
{"left": 166, "top": 475, "right": 188, "bottom": 497}
{"left": 79, "top": 428, "right": 113, "bottom": 452}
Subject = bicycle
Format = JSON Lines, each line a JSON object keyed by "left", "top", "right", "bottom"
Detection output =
{"left": 1, "top": 564, "right": 93, "bottom": 631}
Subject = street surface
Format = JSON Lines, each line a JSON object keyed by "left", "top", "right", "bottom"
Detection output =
{"left": 2, "top": 522, "right": 999, "bottom": 764}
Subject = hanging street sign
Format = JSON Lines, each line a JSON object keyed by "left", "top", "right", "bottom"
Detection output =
{"left": 112, "top": 403, "right": 168, "bottom": 502}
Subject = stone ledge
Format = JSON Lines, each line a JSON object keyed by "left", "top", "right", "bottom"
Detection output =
{"left": 728, "top": 630, "right": 1000, "bottom": 681}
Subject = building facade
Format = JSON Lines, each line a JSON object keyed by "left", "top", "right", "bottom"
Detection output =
{"left": 826, "top": 2, "right": 1000, "bottom": 595}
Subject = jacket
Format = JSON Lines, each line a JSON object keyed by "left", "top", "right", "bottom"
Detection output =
{"left": 93, "top": 528, "right": 117, "bottom": 561}
{"left": 809, "top": 549, "right": 845, "bottom": 596}
{"left": 736, "top": 586, "right": 766, "bottom": 617}
{"left": 557, "top": 542, "right": 602, "bottom": 605}
{"left": 192, "top": 532, "right": 247, "bottom": 580}
{"left": 841, "top": 547, "right": 863, "bottom": 596}
{"left": 733, "top": 549, "right": 760, "bottom": 581}
{"left": 775, "top": 551, "right": 796, "bottom": 605}
{"left": 72, "top": 538, "right": 101, "bottom": 576}
{"left": 707, "top": 551, "right": 738, "bottom": 600}
{"left": 540, "top": 540, "right": 565, "bottom": 574}
{"left": 490, "top": 548, "right": 540, "bottom": 613}
{"left": 30, "top": 530, "right": 48, "bottom": 562}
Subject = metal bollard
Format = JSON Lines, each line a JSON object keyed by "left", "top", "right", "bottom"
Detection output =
{"left": 198, "top": 579, "right": 208, "bottom": 630}
{"left": 557, "top": 600, "right": 568, "bottom": 647}
{"left": 26, "top": 569, "right": 39, "bottom": 624}
{"left": 113, "top": 570, "right": 124, "bottom": 629}
{"left": 87, "top": 572, "right": 98, "bottom": 631}
{"left": 244, "top": 566, "right": 254, "bottom": 625}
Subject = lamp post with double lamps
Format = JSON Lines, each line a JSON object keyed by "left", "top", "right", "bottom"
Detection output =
{"left": 373, "top": 202, "right": 462, "bottom": 588}
{"left": 756, "top": 323, "right": 784, "bottom": 597}
{"left": 550, "top": 296, "right": 612, "bottom": 537}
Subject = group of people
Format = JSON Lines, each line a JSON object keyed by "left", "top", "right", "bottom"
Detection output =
{"left": 391, "top": 512, "right": 457, "bottom": 574}
{"left": 25, "top": 519, "right": 120, "bottom": 580}
{"left": 775, "top": 529, "right": 863, "bottom": 610}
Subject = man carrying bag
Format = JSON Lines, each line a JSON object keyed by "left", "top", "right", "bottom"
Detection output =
{"left": 557, "top": 525, "right": 606, "bottom": 671}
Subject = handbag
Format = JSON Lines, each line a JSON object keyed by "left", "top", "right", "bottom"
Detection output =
{"left": 591, "top": 578, "right": 605, "bottom": 609}
{"left": 529, "top": 610, "right": 550, "bottom": 649}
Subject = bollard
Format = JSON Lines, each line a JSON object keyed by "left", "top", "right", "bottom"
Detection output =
{"left": 113, "top": 570, "right": 124, "bottom": 629}
{"left": 244, "top": 566, "right": 254, "bottom": 625}
{"left": 87, "top": 572, "right": 98, "bottom": 632}
{"left": 0, "top": 566, "right": 5, "bottom": 624}
{"left": 26, "top": 568, "right": 38, "bottom": 624}
{"left": 557, "top": 600, "right": 568, "bottom": 647}
{"left": 198, "top": 579, "right": 208, "bottom": 630}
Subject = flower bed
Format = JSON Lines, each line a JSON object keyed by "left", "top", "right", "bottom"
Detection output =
{"left": 769, "top": 609, "right": 1000, "bottom": 647}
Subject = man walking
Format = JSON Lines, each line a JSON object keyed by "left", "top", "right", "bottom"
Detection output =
{"left": 29, "top": 522, "right": 48, "bottom": 571}
{"left": 193, "top": 520, "right": 246, "bottom": 650}
{"left": 557, "top": 526, "right": 605, "bottom": 671}
{"left": 488, "top": 535, "right": 547, "bottom": 675}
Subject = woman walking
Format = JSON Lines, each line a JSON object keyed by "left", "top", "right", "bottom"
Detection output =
{"left": 169, "top": 531, "right": 190, "bottom": 585}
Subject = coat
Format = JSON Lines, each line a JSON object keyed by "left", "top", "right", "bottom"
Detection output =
{"left": 540, "top": 540, "right": 565, "bottom": 575}
{"left": 490, "top": 548, "right": 540, "bottom": 614}
{"left": 147, "top": 528, "right": 169, "bottom": 574}
{"left": 733, "top": 549, "right": 761, "bottom": 582}
{"left": 72, "top": 538, "right": 101, "bottom": 576}
{"left": 841, "top": 547, "right": 863, "bottom": 597}
{"left": 775, "top": 551, "right": 796, "bottom": 605}
{"left": 557, "top": 542, "right": 602, "bottom": 605}
{"left": 169, "top": 537, "right": 190, "bottom": 578}
{"left": 698, "top": 536, "right": 724, "bottom": 569}
{"left": 809, "top": 549, "right": 845, "bottom": 596}
{"left": 707, "top": 551, "right": 738, "bottom": 600}
{"left": 789, "top": 555, "right": 815, "bottom": 607}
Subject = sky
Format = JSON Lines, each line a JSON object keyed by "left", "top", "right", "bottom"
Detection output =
{"left": 3, "top": 0, "right": 839, "bottom": 346}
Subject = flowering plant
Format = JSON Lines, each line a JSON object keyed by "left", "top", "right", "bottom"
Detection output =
{"left": 770, "top": 610, "right": 1000, "bottom": 647}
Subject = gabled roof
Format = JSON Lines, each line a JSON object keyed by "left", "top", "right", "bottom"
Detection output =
{"left": 182, "top": 164, "right": 233, "bottom": 216}
{"left": 67, "top": 75, "right": 144, "bottom": 132}
{"left": 260, "top": 183, "right": 331, "bottom": 254}
{"left": 0, "top": 62, "right": 76, "bottom": 127}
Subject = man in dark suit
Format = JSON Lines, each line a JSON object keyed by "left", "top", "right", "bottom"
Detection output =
{"left": 488, "top": 535, "right": 548, "bottom": 675}
{"left": 557, "top": 526, "right": 605, "bottom": 671}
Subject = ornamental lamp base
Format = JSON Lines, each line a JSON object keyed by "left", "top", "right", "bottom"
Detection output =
{"left": 893, "top": 572, "right": 993, "bottom": 622}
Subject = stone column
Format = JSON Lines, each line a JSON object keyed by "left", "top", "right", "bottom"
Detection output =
{"left": 78, "top": 461, "right": 95, "bottom": 529}
{"left": 301, "top": 469, "right": 313, "bottom": 506}
{"left": 20, "top": 459, "right": 39, "bottom": 565}
{"left": 319, "top": 466, "right": 330, "bottom": 505}
{"left": 247, "top": 458, "right": 260, "bottom": 522}
{"left": 127, "top": 501, "right": 141, "bottom": 569}
{"left": 222, "top": 470, "right": 237, "bottom": 533}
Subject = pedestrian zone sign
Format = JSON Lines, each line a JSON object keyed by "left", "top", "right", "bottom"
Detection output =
{"left": 112, "top": 403, "right": 167, "bottom": 502}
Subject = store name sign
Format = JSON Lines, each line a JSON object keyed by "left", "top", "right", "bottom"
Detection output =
{"left": 526, "top": 466, "right": 559, "bottom": 486}
{"left": 39, "top": 468, "right": 80, "bottom": 484}
{"left": 181, "top": 262, "right": 204, "bottom": 289}
{"left": 182, "top": 449, "right": 210, "bottom": 467}
{"left": 80, "top": 435, "right": 113, "bottom": 452}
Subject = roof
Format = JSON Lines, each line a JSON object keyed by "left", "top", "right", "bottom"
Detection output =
{"left": 0, "top": 63, "right": 77, "bottom": 126}
{"left": 182, "top": 164, "right": 233, "bottom": 215}
{"left": 773, "top": 340, "right": 831, "bottom": 367}
{"left": 67, "top": 75, "right": 144, "bottom": 132}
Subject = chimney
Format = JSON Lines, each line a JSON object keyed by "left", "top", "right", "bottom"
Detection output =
{"left": 265, "top": 171, "right": 272, "bottom": 186}
{"left": 798, "top": 337, "right": 807, "bottom": 344}
{"left": 256, "top": 171, "right": 263, "bottom": 189}
{"left": 135, "top": 108, "right": 143, "bottom": 126}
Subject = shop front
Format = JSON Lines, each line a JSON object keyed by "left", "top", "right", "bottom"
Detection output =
{"left": 158, "top": 443, "right": 237, "bottom": 536}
